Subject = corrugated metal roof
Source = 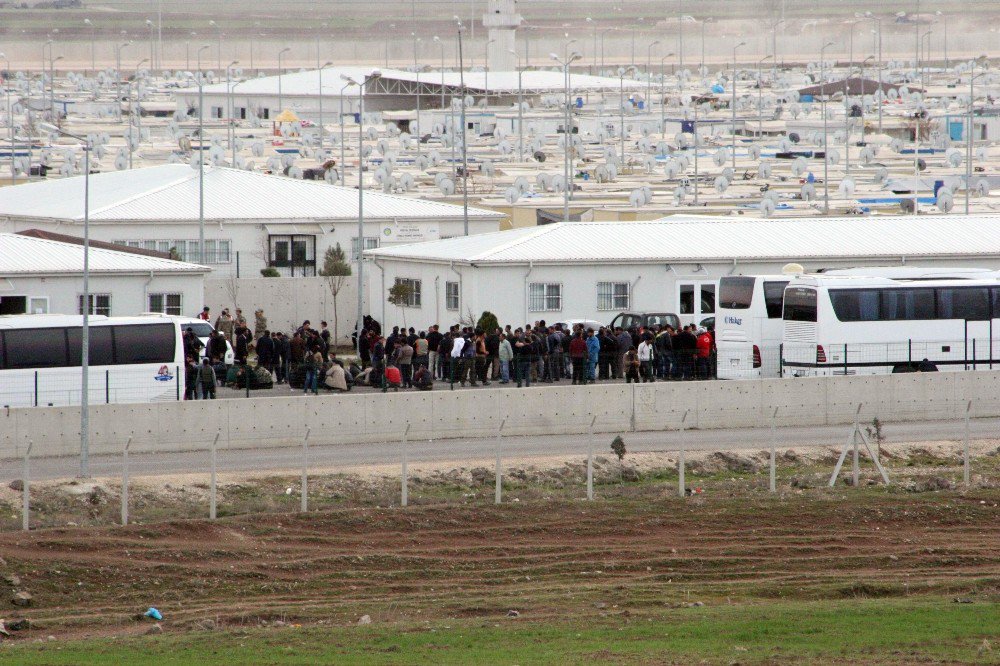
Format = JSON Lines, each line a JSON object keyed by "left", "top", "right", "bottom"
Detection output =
{"left": 0, "top": 232, "right": 209, "bottom": 275}
{"left": 197, "top": 67, "right": 647, "bottom": 97}
{"left": 365, "top": 215, "right": 1000, "bottom": 265}
{"left": 0, "top": 165, "right": 504, "bottom": 223}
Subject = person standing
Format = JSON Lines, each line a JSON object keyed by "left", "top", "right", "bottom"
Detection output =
{"left": 254, "top": 309, "right": 268, "bottom": 339}
{"left": 214, "top": 308, "right": 235, "bottom": 343}
{"left": 585, "top": 328, "right": 600, "bottom": 384}
{"left": 637, "top": 335, "right": 654, "bottom": 382}
{"left": 514, "top": 329, "right": 533, "bottom": 388}
{"left": 569, "top": 331, "right": 587, "bottom": 385}
{"left": 274, "top": 332, "right": 289, "bottom": 384}
{"left": 498, "top": 332, "right": 513, "bottom": 384}
{"left": 198, "top": 358, "right": 217, "bottom": 399}
{"left": 414, "top": 332, "right": 429, "bottom": 369}
{"left": 234, "top": 308, "right": 247, "bottom": 330}
{"left": 426, "top": 324, "right": 442, "bottom": 378}
{"left": 197, "top": 306, "right": 211, "bottom": 321}
{"left": 234, "top": 326, "right": 250, "bottom": 365}
{"left": 184, "top": 356, "right": 198, "bottom": 400}
{"left": 398, "top": 338, "right": 414, "bottom": 388}
{"left": 450, "top": 331, "right": 466, "bottom": 384}
{"left": 615, "top": 327, "right": 631, "bottom": 379}
{"left": 256, "top": 329, "right": 274, "bottom": 377}
{"left": 300, "top": 346, "right": 320, "bottom": 395}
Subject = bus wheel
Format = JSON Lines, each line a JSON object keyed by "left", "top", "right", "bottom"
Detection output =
{"left": 891, "top": 364, "right": 915, "bottom": 374}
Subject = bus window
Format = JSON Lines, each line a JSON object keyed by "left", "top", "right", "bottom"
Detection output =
{"left": 830, "top": 289, "right": 880, "bottom": 322}
{"left": 114, "top": 324, "right": 176, "bottom": 365}
{"left": 783, "top": 288, "right": 817, "bottom": 322}
{"left": 763, "top": 281, "right": 789, "bottom": 318}
{"left": 937, "top": 287, "right": 989, "bottom": 320}
{"left": 2, "top": 327, "right": 67, "bottom": 369}
{"left": 719, "top": 277, "right": 755, "bottom": 309}
{"left": 66, "top": 326, "right": 115, "bottom": 367}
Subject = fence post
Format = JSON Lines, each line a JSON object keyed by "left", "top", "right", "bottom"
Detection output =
{"left": 245, "top": 363, "right": 251, "bottom": 398}
{"left": 121, "top": 436, "right": 132, "bottom": 526}
{"left": 301, "top": 428, "right": 311, "bottom": 513}
{"left": 176, "top": 365, "right": 181, "bottom": 401}
{"left": 209, "top": 431, "right": 220, "bottom": 520}
{"left": 106, "top": 369, "right": 110, "bottom": 404}
{"left": 33, "top": 371, "right": 38, "bottom": 407}
{"left": 964, "top": 400, "right": 971, "bottom": 487}
{"left": 495, "top": 419, "right": 505, "bottom": 505}
{"left": 21, "top": 442, "right": 31, "bottom": 531}
{"left": 401, "top": 424, "right": 410, "bottom": 507}
{"left": 770, "top": 407, "right": 778, "bottom": 493}
{"left": 587, "top": 415, "right": 596, "bottom": 501}
{"left": 678, "top": 410, "right": 688, "bottom": 498}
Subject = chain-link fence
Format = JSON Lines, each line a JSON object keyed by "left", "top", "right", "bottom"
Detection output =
{"left": 2, "top": 403, "right": 996, "bottom": 532}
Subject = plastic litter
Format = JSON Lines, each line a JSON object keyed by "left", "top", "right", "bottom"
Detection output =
{"left": 144, "top": 607, "right": 163, "bottom": 621}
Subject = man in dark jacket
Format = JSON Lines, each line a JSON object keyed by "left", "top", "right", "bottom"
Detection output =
{"left": 234, "top": 327, "right": 250, "bottom": 364}
{"left": 256, "top": 330, "right": 274, "bottom": 375}
{"left": 568, "top": 331, "right": 587, "bottom": 385}
{"left": 674, "top": 325, "right": 698, "bottom": 380}
{"left": 654, "top": 327, "right": 674, "bottom": 379}
{"left": 426, "top": 324, "right": 443, "bottom": 378}
{"left": 615, "top": 327, "right": 632, "bottom": 379}
{"left": 273, "top": 332, "right": 289, "bottom": 384}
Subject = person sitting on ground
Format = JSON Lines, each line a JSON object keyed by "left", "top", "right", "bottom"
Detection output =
{"left": 624, "top": 347, "right": 641, "bottom": 384}
{"left": 323, "top": 358, "right": 349, "bottom": 391}
{"left": 412, "top": 364, "right": 433, "bottom": 390}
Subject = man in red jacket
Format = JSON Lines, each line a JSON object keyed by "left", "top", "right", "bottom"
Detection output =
{"left": 695, "top": 328, "right": 712, "bottom": 379}
{"left": 568, "top": 331, "right": 588, "bottom": 385}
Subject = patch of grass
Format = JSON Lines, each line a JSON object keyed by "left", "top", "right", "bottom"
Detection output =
{"left": 6, "top": 597, "right": 997, "bottom": 665}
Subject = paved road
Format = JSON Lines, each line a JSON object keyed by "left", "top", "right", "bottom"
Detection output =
{"left": 3, "top": 417, "right": 994, "bottom": 483}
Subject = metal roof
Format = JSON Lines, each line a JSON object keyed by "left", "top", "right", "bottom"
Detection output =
{"left": 0, "top": 232, "right": 209, "bottom": 276}
{"left": 365, "top": 215, "right": 1000, "bottom": 265}
{"left": 197, "top": 67, "right": 647, "bottom": 98}
{"left": 0, "top": 165, "right": 504, "bottom": 223}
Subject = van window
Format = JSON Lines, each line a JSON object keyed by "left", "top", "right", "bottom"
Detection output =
{"left": 719, "top": 277, "right": 755, "bottom": 309}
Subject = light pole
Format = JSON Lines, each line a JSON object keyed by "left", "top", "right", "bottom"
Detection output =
{"left": 646, "top": 40, "right": 660, "bottom": 114}
{"left": 756, "top": 54, "right": 772, "bottom": 138}
{"left": 731, "top": 41, "right": 745, "bottom": 171}
{"left": 820, "top": 40, "right": 835, "bottom": 215}
{"left": 920, "top": 30, "right": 933, "bottom": 92}
{"left": 600, "top": 28, "right": 614, "bottom": 72}
{"left": 249, "top": 22, "right": 261, "bottom": 74}
{"left": 509, "top": 49, "right": 524, "bottom": 162}
{"left": 966, "top": 56, "right": 989, "bottom": 215}
{"left": 385, "top": 24, "right": 395, "bottom": 68}
{"left": 587, "top": 17, "right": 596, "bottom": 71}
{"left": 226, "top": 60, "right": 240, "bottom": 165}
{"left": 40, "top": 123, "right": 89, "bottom": 477}
{"left": 197, "top": 44, "right": 210, "bottom": 264}
{"left": 484, "top": 38, "right": 496, "bottom": 108}
{"left": 630, "top": 17, "right": 644, "bottom": 68}
{"left": 277, "top": 47, "right": 291, "bottom": 112}
{"left": 316, "top": 61, "right": 332, "bottom": 152}
{"left": 342, "top": 69, "right": 383, "bottom": 359}
{"left": 618, "top": 65, "right": 637, "bottom": 164}
{"left": 457, "top": 19, "right": 469, "bottom": 235}
{"left": 186, "top": 32, "right": 195, "bottom": 72}
{"left": 338, "top": 79, "right": 352, "bottom": 186}
{"left": 434, "top": 36, "right": 446, "bottom": 109}
{"left": 551, "top": 51, "right": 582, "bottom": 222}
{"left": 936, "top": 10, "right": 948, "bottom": 70}
{"left": 128, "top": 57, "right": 149, "bottom": 169}
{"left": 49, "top": 53, "right": 64, "bottom": 122}
{"left": 84, "top": 19, "right": 95, "bottom": 75}
{"left": 210, "top": 20, "right": 221, "bottom": 71}
{"left": 770, "top": 18, "right": 785, "bottom": 72}
{"left": 659, "top": 52, "right": 674, "bottom": 135}
{"left": 858, "top": 12, "right": 883, "bottom": 135}
{"left": 1, "top": 52, "right": 12, "bottom": 185}
{"left": 858, "top": 55, "right": 875, "bottom": 145}
{"left": 114, "top": 41, "right": 130, "bottom": 121}
{"left": 146, "top": 19, "right": 155, "bottom": 69}
{"left": 700, "top": 18, "right": 713, "bottom": 76}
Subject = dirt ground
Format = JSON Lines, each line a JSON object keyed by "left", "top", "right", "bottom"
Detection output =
{"left": 0, "top": 441, "right": 996, "bottom": 649}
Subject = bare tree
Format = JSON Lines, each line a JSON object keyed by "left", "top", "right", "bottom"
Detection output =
{"left": 319, "top": 243, "right": 352, "bottom": 345}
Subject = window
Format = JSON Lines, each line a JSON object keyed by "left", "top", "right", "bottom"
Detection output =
{"left": 1, "top": 324, "right": 176, "bottom": 370}
{"left": 783, "top": 288, "right": 817, "bottom": 322}
{"left": 268, "top": 234, "right": 316, "bottom": 276}
{"left": 261, "top": 108, "right": 270, "bottom": 120}
{"left": 763, "top": 281, "right": 789, "bottom": 318}
{"left": 113, "top": 324, "right": 176, "bottom": 364}
{"left": 351, "top": 236, "right": 380, "bottom": 260}
{"left": 2, "top": 327, "right": 67, "bottom": 369}
{"left": 719, "top": 277, "right": 755, "bottom": 310}
{"left": 112, "top": 239, "right": 231, "bottom": 263}
{"left": 881, "top": 289, "right": 935, "bottom": 321}
{"left": 679, "top": 284, "right": 695, "bottom": 315}
{"left": 830, "top": 289, "right": 880, "bottom": 322}
{"left": 66, "top": 326, "right": 114, "bottom": 367}
{"left": 528, "top": 283, "right": 562, "bottom": 312}
{"left": 28, "top": 298, "right": 48, "bottom": 315}
{"left": 597, "top": 282, "right": 630, "bottom": 311}
{"left": 446, "top": 281, "right": 460, "bottom": 310}
{"left": 701, "top": 284, "right": 716, "bottom": 315}
{"left": 148, "top": 293, "right": 183, "bottom": 316}
{"left": 78, "top": 294, "right": 111, "bottom": 317}
{"left": 393, "top": 278, "right": 422, "bottom": 307}
{"left": 211, "top": 106, "right": 223, "bottom": 119}
{"left": 937, "top": 287, "right": 990, "bottom": 320}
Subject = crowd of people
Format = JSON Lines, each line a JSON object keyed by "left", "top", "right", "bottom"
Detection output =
{"left": 181, "top": 306, "right": 718, "bottom": 399}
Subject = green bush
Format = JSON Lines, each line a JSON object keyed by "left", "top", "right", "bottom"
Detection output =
{"left": 477, "top": 310, "right": 500, "bottom": 333}
{"left": 260, "top": 267, "right": 280, "bottom": 278}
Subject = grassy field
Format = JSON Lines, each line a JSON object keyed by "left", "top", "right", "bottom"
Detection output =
{"left": 6, "top": 598, "right": 998, "bottom": 664}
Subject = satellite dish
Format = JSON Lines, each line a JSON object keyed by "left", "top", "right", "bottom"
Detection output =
{"left": 900, "top": 198, "right": 916, "bottom": 213}
{"left": 324, "top": 167, "right": 338, "bottom": 184}
{"left": 826, "top": 148, "right": 841, "bottom": 165}
{"left": 287, "top": 166, "right": 303, "bottom": 179}
{"left": 595, "top": 164, "right": 611, "bottom": 183}
{"left": 114, "top": 154, "right": 128, "bottom": 170}
{"left": 372, "top": 167, "right": 388, "bottom": 185}
{"left": 533, "top": 151, "right": 547, "bottom": 162}
{"left": 760, "top": 198, "right": 776, "bottom": 217}
{"left": 890, "top": 138, "right": 903, "bottom": 153}
{"left": 664, "top": 161, "right": 681, "bottom": 179}
{"left": 398, "top": 173, "right": 414, "bottom": 191}
{"left": 917, "top": 158, "right": 926, "bottom": 172}
{"left": 788, "top": 132, "right": 800, "bottom": 144}
{"left": 629, "top": 188, "right": 646, "bottom": 207}
{"left": 434, "top": 172, "right": 448, "bottom": 187}
{"left": 860, "top": 146, "right": 875, "bottom": 165}
{"left": 712, "top": 149, "right": 728, "bottom": 167}
{"left": 975, "top": 178, "right": 990, "bottom": 197}
{"left": 714, "top": 176, "right": 730, "bottom": 193}
{"left": 504, "top": 187, "right": 520, "bottom": 204}
{"left": 937, "top": 189, "right": 954, "bottom": 213}
{"left": 536, "top": 173, "right": 552, "bottom": 190}
{"left": 946, "top": 149, "right": 962, "bottom": 168}
{"left": 416, "top": 155, "right": 430, "bottom": 171}
{"left": 513, "top": 176, "right": 530, "bottom": 195}
{"left": 551, "top": 174, "right": 566, "bottom": 193}
{"left": 251, "top": 142, "right": 264, "bottom": 157}
{"left": 791, "top": 157, "right": 808, "bottom": 176}
{"left": 481, "top": 160, "right": 495, "bottom": 178}
{"left": 801, "top": 182, "right": 816, "bottom": 200}
{"left": 748, "top": 145, "right": 761, "bottom": 160}
{"left": 721, "top": 167, "right": 734, "bottom": 182}
{"left": 438, "top": 178, "right": 456, "bottom": 195}
{"left": 874, "top": 167, "right": 889, "bottom": 184}
{"left": 758, "top": 160, "right": 772, "bottom": 179}
{"left": 838, "top": 177, "right": 856, "bottom": 198}
{"left": 782, "top": 263, "right": 804, "bottom": 275}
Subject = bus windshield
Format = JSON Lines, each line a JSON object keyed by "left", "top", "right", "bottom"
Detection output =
{"left": 783, "top": 287, "right": 817, "bottom": 322}
{"left": 719, "top": 277, "right": 755, "bottom": 309}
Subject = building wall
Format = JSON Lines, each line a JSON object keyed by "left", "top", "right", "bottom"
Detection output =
{"left": 0, "top": 273, "right": 205, "bottom": 317}
{"left": 369, "top": 255, "right": 1000, "bottom": 332}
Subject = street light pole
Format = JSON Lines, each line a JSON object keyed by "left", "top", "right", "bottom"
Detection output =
{"left": 618, "top": 66, "right": 636, "bottom": 165}
{"left": 646, "top": 40, "right": 659, "bottom": 114}
{"left": 509, "top": 49, "right": 524, "bottom": 162}
{"left": 551, "top": 50, "right": 582, "bottom": 222}
{"left": 84, "top": 19, "right": 95, "bottom": 75}
{"left": 820, "top": 40, "right": 835, "bottom": 215}
{"left": 114, "top": 41, "right": 130, "bottom": 122}
{"left": 316, "top": 61, "right": 332, "bottom": 152}
{"left": 49, "top": 54, "right": 63, "bottom": 122}
{"left": 226, "top": 60, "right": 240, "bottom": 165}
{"left": 434, "top": 36, "right": 446, "bottom": 109}
{"left": 966, "top": 57, "right": 988, "bottom": 215}
{"left": 277, "top": 47, "right": 291, "bottom": 113}
{"left": 128, "top": 57, "right": 149, "bottom": 169}
{"left": 197, "top": 44, "right": 210, "bottom": 264}
{"left": 731, "top": 41, "right": 745, "bottom": 171}
{"left": 40, "top": 123, "right": 89, "bottom": 476}
{"left": 757, "top": 54, "right": 772, "bottom": 139}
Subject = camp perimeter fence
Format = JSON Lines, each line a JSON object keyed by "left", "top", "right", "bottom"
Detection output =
{"left": 1, "top": 375, "right": 999, "bottom": 531}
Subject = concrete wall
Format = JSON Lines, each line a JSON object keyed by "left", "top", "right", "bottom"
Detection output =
{"left": 4, "top": 370, "right": 1000, "bottom": 460}
{"left": 203, "top": 275, "right": 360, "bottom": 343}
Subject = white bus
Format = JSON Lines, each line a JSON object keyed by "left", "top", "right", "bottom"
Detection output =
{"left": 781, "top": 274, "right": 1000, "bottom": 377}
{"left": 716, "top": 275, "right": 790, "bottom": 379}
{"left": 0, "top": 315, "right": 185, "bottom": 408}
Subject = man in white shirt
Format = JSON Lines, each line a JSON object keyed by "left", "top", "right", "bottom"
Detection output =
{"left": 637, "top": 337, "right": 654, "bottom": 383}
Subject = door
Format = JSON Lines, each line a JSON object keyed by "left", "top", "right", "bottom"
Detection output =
{"left": 0, "top": 295, "right": 27, "bottom": 315}
{"left": 677, "top": 282, "right": 716, "bottom": 326}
